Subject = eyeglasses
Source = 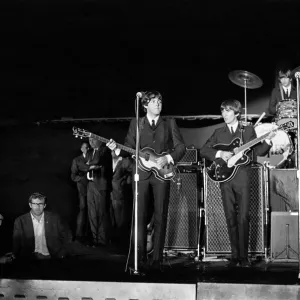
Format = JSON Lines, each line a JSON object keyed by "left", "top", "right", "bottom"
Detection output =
{"left": 31, "top": 203, "right": 45, "bottom": 206}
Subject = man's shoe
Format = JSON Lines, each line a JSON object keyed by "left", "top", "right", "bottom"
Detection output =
{"left": 226, "top": 258, "right": 240, "bottom": 268}
{"left": 240, "top": 258, "right": 251, "bottom": 268}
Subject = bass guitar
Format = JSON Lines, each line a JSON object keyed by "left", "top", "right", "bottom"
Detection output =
{"left": 206, "top": 121, "right": 293, "bottom": 183}
{"left": 73, "top": 127, "right": 176, "bottom": 181}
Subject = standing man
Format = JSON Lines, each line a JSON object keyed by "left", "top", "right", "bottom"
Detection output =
{"left": 200, "top": 99, "right": 274, "bottom": 267}
{"left": 78, "top": 137, "right": 113, "bottom": 247}
{"left": 268, "top": 68, "right": 297, "bottom": 116}
{"left": 71, "top": 141, "right": 89, "bottom": 242}
{"left": 110, "top": 151, "right": 133, "bottom": 250}
{"left": 107, "top": 90, "right": 186, "bottom": 271}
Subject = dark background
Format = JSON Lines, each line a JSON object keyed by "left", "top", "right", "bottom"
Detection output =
{"left": 0, "top": 0, "right": 299, "bottom": 233}
{"left": 0, "top": 0, "right": 300, "bottom": 123}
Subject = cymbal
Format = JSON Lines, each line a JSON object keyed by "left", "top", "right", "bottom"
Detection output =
{"left": 229, "top": 70, "right": 263, "bottom": 89}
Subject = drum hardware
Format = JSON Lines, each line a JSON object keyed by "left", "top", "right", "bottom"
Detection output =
{"left": 228, "top": 70, "right": 263, "bottom": 122}
{"left": 255, "top": 123, "right": 293, "bottom": 168}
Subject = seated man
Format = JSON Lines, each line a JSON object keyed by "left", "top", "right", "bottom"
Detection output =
{"left": 12, "top": 192, "right": 72, "bottom": 260}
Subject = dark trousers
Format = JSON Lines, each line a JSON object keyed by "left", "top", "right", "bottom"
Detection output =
{"left": 220, "top": 168, "right": 250, "bottom": 260}
{"left": 133, "top": 174, "right": 170, "bottom": 263}
{"left": 76, "top": 184, "right": 88, "bottom": 238}
{"left": 87, "top": 182, "right": 110, "bottom": 245}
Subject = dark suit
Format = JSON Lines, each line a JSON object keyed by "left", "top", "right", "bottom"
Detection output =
{"left": 269, "top": 85, "right": 297, "bottom": 116}
{"left": 200, "top": 123, "right": 271, "bottom": 260}
{"left": 78, "top": 144, "right": 113, "bottom": 245}
{"left": 13, "top": 211, "right": 72, "bottom": 259}
{"left": 71, "top": 154, "right": 89, "bottom": 238}
{"left": 120, "top": 117, "right": 186, "bottom": 264}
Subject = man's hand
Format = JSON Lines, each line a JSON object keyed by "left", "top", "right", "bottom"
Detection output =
{"left": 220, "top": 151, "right": 233, "bottom": 162}
{"left": 156, "top": 156, "right": 169, "bottom": 169}
{"left": 266, "top": 131, "right": 276, "bottom": 141}
{"left": 106, "top": 139, "right": 117, "bottom": 151}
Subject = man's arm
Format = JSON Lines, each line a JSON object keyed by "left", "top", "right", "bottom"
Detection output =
{"left": 168, "top": 119, "right": 186, "bottom": 163}
{"left": 200, "top": 130, "right": 220, "bottom": 162}
{"left": 71, "top": 158, "right": 83, "bottom": 182}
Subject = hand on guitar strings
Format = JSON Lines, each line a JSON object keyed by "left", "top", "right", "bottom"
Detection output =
{"left": 220, "top": 151, "right": 233, "bottom": 162}
{"left": 156, "top": 155, "right": 169, "bottom": 169}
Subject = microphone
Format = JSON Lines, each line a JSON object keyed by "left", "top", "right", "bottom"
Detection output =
{"left": 136, "top": 91, "right": 145, "bottom": 98}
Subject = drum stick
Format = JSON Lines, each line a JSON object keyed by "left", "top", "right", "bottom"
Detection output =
{"left": 254, "top": 112, "right": 266, "bottom": 127}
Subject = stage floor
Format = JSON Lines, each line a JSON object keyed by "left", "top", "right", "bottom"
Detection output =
{"left": 1, "top": 249, "right": 299, "bottom": 285}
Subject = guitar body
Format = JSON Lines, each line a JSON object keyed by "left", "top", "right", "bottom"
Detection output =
{"left": 134, "top": 147, "right": 176, "bottom": 181}
{"left": 206, "top": 138, "right": 250, "bottom": 183}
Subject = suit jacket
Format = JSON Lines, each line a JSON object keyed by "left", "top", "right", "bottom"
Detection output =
{"left": 71, "top": 154, "right": 88, "bottom": 196}
{"left": 78, "top": 144, "right": 113, "bottom": 190}
{"left": 120, "top": 117, "right": 186, "bottom": 180}
{"left": 269, "top": 85, "right": 297, "bottom": 116}
{"left": 13, "top": 211, "right": 72, "bottom": 258}
{"left": 200, "top": 123, "right": 271, "bottom": 169}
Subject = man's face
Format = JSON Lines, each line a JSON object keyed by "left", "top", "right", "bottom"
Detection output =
{"left": 222, "top": 108, "right": 238, "bottom": 125}
{"left": 81, "top": 143, "right": 89, "bottom": 155}
{"left": 29, "top": 198, "right": 46, "bottom": 217}
{"left": 280, "top": 76, "right": 292, "bottom": 88}
{"left": 144, "top": 97, "right": 162, "bottom": 116}
{"left": 89, "top": 138, "right": 100, "bottom": 149}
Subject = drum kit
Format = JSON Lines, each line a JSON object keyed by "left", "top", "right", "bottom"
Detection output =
{"left": 228, "top": 69, "right": 299, "bottom": 169}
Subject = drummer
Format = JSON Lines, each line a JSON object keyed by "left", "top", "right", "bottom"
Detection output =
{"left": 268, "top": 68, "right": 297, "bottom": 116}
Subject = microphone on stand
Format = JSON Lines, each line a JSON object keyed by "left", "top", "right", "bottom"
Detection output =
{"left": 136, "top": 92, "right": 145, "bottom": 98}
{"left": 295, "top": 72, "right": 300, "bottom": 79}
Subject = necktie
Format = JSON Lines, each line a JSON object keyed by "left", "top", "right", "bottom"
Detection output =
{"left": 286, "top": 89, "right": 289, "bottom": 97}
{"left": 151, "top": 120, "right": 155, "bottom": 130}
{"left": 231, "top": 126, "right": 234, "bottom": 134}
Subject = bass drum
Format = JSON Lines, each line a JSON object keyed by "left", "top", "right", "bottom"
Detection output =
{"left": 254, "top": 123, "right": 293, "bottom": 168}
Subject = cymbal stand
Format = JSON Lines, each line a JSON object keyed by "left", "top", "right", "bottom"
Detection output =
{"left": 243, "top": 78, "right": 248, "bottom": 122}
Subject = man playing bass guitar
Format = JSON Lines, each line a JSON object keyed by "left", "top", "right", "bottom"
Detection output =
{"left": 200, "top": 99, "right": 274, "bottom": 268}
{"left": 107, "top": 90, "right": 186, "bottom": 272}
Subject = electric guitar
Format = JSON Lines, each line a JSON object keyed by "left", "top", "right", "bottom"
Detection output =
{"left": 73, "top": 127, "right": 176, "bottom": 181}
{"left": 206, "top": 121, "right": 293, "bottom": 183}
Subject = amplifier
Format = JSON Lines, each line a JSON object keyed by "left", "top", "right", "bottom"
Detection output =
{"left": 177, "top": 147, "right": 198, "bottom": 165}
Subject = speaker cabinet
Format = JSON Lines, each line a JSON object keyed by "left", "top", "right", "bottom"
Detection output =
{"left": 204, "top": 164, "right": 266, "bottom": 254}
{"left": 271, "top": 212, "right": 299, "bottom": 260}
{"left": 164, "top": 168, "right": 199, "bottom": 249}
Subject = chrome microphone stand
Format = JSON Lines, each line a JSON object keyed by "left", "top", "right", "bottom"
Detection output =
{"left": 130, "top": 92, "right": 143, "bottom": 276}
{"left": 295, "top": 72, "right": 300, "bottom": 279}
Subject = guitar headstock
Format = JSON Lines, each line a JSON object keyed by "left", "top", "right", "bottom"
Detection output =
{"left": 72, "top": 127, "right": 91, "bottom": 139}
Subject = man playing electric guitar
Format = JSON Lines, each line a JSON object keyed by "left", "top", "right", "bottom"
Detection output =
{"left": 200, "top": 99, "right": 274, "bottom": 268}
{"left": 107, "top": 90, "right": 186, "bottom": 272}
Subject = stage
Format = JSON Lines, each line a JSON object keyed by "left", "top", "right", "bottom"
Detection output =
{"left": 1, "top": 249, "right": 300, "bottom": 300}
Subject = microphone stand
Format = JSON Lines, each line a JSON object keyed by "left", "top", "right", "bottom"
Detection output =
{"left": 131, "top": 93, "right": 143, "bottom": 276}
{"left": 296, "top": 72, "right": 300, "bottom": 280}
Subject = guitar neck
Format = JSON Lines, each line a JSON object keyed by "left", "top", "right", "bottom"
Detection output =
{"left": 237, "top": 131, "right": 270, "bottom": 153}
{"left": 89, "top": 133, "right": 140, "bottom": 157}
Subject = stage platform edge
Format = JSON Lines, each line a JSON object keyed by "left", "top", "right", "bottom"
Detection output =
{"left": 0, "top": 278, "right": 196, "bottom": 300}
{"left": 197, "top": 282, "right": 300, "bottom": 300}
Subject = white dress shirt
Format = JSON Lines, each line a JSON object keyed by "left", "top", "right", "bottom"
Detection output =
{"left": 31, "top": 212, "right": 50, "bottom": 256}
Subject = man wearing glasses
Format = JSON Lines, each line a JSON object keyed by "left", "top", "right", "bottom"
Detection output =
{"left": 12, "top": 192, "right": 72, "bottom": 260}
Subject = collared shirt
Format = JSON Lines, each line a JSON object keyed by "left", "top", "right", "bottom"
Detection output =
{"left": 146, "top": 115, "right": 160, "bottom": 126}
{"left": 227, "top": 121, "right": 239, "bottom": 134}
{"left": 112, "top": 156, "right": 123, "bottom": 172}
{"left": 30, "top": 212, "right": 50, "bottom": 256}
{"left": 283, "top": 85, "right": 291, "bottom": 97}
